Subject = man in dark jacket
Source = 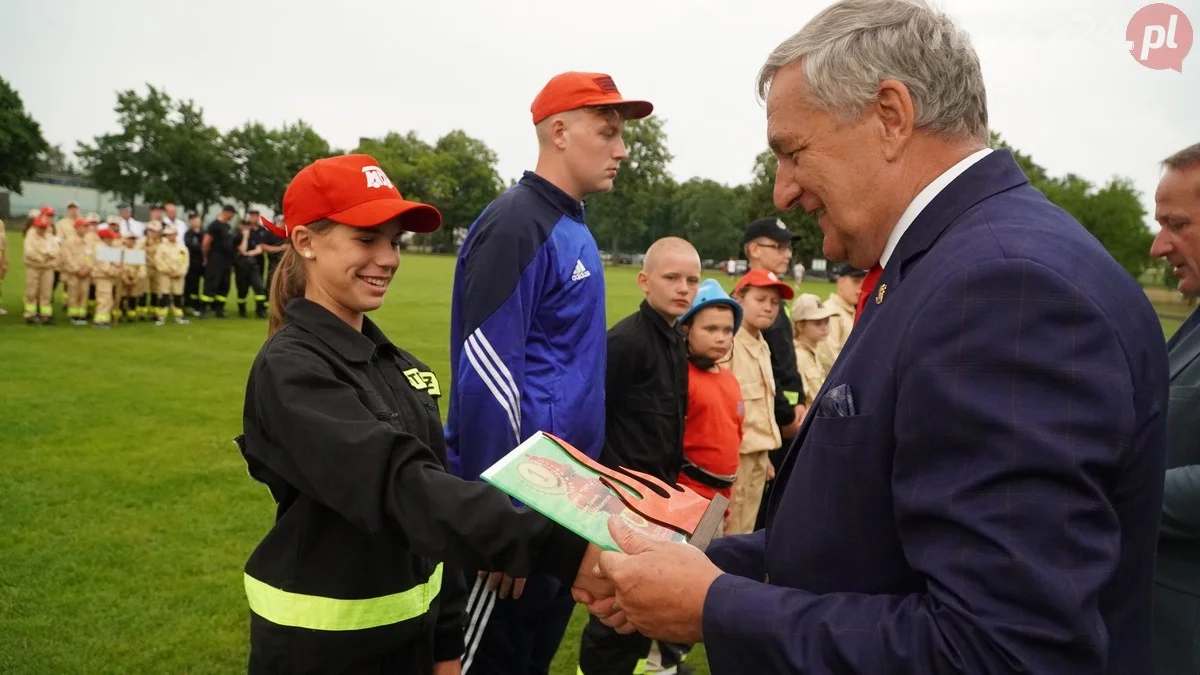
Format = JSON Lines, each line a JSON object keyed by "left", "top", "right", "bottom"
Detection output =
{"left": 742, "top": 217, "right": 804, "bottom": 529}
{"left": 578, "top": 236, "right": 700, "bottom": 675}
{"left": 1151, "top": 142, "right": 1200, "bottom": 675}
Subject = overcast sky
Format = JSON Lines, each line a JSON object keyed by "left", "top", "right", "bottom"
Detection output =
{"left": 3, "top": 0, "right": 1197, "bottom": 231}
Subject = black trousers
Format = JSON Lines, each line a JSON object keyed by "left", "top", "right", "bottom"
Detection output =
{"left": 234, "top": 258, "right": 267, "bottom": 308}
{"left": 248, "top": 613, "right": 438, "bottom": 675}
{"left": 184, "top": 265, "right": 203, "bottom": 310}
{"left": 203, "top": 258, "right": 231, "bottom": 312}
{"left": 461, "top": 570, "right": 575, "bottom": 675}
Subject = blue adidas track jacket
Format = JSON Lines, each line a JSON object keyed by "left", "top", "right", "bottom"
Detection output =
{"left": 445, "top": 171, "right": 607, "bottom": 482}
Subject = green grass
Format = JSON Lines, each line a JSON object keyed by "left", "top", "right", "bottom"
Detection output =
{"left": 0, "top": 231, "right": 1183, "bottom": 674}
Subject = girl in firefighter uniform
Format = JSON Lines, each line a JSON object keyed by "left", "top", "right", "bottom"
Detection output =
{"left": 90, "top": 226, "right": 122, "bottom": 328}
{"left": 23, "top": 216, "right": 59, "bottom": 324}
{"left": 59, "top": 219, "right": 97, "bottom": 325}
{"left": 117, "top": 232, "right": 147, "bottom": 322}
{"left": 142, "top": 221, "right": 163, "bottom": 320}
{"left": 152, "top": 225, "right": 190, "bottom": 325}
{"left": 237, "top": 154, "right": 590, "bottom": 675}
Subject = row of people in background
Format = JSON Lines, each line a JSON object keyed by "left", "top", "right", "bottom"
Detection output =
{"left": 2, "top": 202, "right": 287, "bottom": 325}
{"left": 19, "top": 210, "right": 190, "bottom": 326}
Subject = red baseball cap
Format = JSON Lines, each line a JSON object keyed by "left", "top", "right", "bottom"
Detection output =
{"left": 734, "top": 268, "right": 795, "bottom": 300}
{"left": 260, "top": 154, "right": 442, "bottom": 239}
{"left": 33, "top": 216, "right": 51, "bottom": 228}
{"left": 40, "top": 206, "right": 56, "bottom": 217}
{"left": 530, "top": 72, "right": 653, "bottom": 125}
{"left": 97, "top": 226, "right": 119, "bottom": 240}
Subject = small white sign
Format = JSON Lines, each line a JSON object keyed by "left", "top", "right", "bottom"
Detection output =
{"left": 123, "top": 249, "right": 147, "bottom": 265}
{"left": 95, "top": 247, "right": 123, "bottom": 264}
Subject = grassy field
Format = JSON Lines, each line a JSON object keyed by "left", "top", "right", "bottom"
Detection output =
{"left": 0, "top": 232, "right": 1186, "bottom": 674}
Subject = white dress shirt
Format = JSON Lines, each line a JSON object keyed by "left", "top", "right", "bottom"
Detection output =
{"left": 879, "top": 148, "right": 993, "bottom": 268}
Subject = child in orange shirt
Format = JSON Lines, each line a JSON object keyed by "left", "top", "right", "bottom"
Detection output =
{"left": 677, "top": 280, "right": 745, "bottom": 520}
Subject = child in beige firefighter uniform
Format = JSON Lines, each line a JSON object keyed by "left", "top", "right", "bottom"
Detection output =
{"left": 117, "top": 233, "right": 147, "bottom": 322}
{"left": 59, "top": 219, "right": 97, "bottom": 325}
{"left": 791, "top": 293, "right": 837, "bottom": 407}
{"left": 90, "top": 226, "right": 122, "bottom": 328}
{"left": 153, "top": 225, "right": 190, "bottom": 325}
{"left": 722, "top": 268, "right": 793, "bottom": 535}
{"left": 23, "top": 216, "right": 59, "bottom": 324}
{"left": 140, "top": 221, "right": 163, "bottom": 320}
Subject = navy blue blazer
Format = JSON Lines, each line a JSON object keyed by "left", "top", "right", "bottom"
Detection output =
{"left": 702, "top": 150, "right": 1170, "bottom": 674}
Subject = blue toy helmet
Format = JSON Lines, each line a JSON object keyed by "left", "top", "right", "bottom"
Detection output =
{"left": 679, "top": 279, "right": 742, "bottom": 333}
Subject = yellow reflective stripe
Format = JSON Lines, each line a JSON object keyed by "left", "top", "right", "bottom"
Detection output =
{"left": 244, "top": 563, "right": 442, "bottom": 631}
{"left": 783, "top": 390, "right": 800, "bottom": 406}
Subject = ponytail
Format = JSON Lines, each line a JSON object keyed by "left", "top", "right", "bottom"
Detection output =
{"left": 267, "top": 218, "right": 336, "bottom": 337}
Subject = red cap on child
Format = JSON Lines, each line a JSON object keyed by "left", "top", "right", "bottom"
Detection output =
{"left": 733, "top": 268, "right": 795, "bottom": 300}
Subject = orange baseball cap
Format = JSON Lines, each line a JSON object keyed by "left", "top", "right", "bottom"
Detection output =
{"left": 260, "top": 154, "right": 442, "bottom": 238}
{"left": 530, "top": 72, "right": 653, "bottom": 125}
{"left": 734, "top": 268, "right": 795, "bottom": 301}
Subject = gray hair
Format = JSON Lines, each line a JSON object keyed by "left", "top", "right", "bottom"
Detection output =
{"left": 757, "top": 0, "right": 988, "bottom": 142}
{"left": 1163, "top": 143, "right": 1200, "bottom": 171}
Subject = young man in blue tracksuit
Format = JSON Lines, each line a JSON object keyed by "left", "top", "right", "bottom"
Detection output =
{"left": 445, "top": 71, "right": 653, "bottom": 675}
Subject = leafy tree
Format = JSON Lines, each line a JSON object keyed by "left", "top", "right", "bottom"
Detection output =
{"left": 148, "top": 98, "right": 231, "bottom": 213}
{"left": 0, "top": 76, "right": 50, "bottom": 193}
{"left": 743, "top": 150, "right": 822, "bottom": 265}
{"left": 588, "top": 117, "right": 674, "bottom": 254}
{"left": 673, "top": 178, "right": 744, "bottom": 261}
{"left": 36, "top": 144, "right": 81, "bottom": 177}
{"left": 77, "top": 85, "right": 173, "bottom": 205}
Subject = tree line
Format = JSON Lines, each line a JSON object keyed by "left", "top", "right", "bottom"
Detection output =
{"left": 1, "top": 77, "right": 1156, "bottom": 278}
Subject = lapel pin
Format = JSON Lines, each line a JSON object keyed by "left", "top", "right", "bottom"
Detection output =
{"left": 876, "top": 283, "right": 887, "bottom": 304}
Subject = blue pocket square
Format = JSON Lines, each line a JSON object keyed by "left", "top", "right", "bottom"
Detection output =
{"left": 816, "top": 383, "right": 857, "bottom": 418}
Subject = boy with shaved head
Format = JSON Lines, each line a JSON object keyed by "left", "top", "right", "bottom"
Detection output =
{"left": 578, "top": 237, "right": 700, "bottom": 674}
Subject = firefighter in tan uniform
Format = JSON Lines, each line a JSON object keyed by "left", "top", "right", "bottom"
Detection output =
{"left": 0, "top": 218, "right": 8, "bottom": 316}
{"left": 59, "top": 219, "right": 97, "bottom": 325}
{"left": 91, "top": 226, "right": 122, "bottom": 328}
{"left": 141, "top": 221, "right": 163, "bottom": 320}
{"left": 83, "top": 213, "right": 102, "bottom": 318}
{"left": 817, "top": 263, "right": 867, "bottom": 368}
{"left": 23, "top": 216, "right": 60, "bottom": 324}
{"left": 722, "top": 268, "right": 793, "bottom": 535}
{"left": 54, "top": 201, "right": 80, "bottom": 239}
{"left": 117, "top": 232, "right": 147, "bottom": 322}
{"left": 791, "top": 293, "right": 838, "bottom": 407}
{"left": 153, "top": 224, "right": 190, "bottom": 325}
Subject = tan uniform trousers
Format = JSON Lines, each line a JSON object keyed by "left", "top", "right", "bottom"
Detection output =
{"left": 93, "top": 279, "right": 115, "bottom": 324}
{"left": 67, "top": 273, "right": 91, "bottom": 317}
{"left": 23, "top": 268, "right": 54, "bottom": 319}
{"left": 154, "top": 274, "right": 184, "bottom": 296}
{"left": 725, "top": 450, "right": 772, "bottom": 536}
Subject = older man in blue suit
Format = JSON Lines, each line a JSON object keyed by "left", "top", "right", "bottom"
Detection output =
{"left": 575, "top": 1, "right": 1171, "bottom": 673}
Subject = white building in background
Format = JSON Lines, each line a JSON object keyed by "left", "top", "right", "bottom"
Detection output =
{"left": 1, "top": 176, "right": 124, "bottom": 223}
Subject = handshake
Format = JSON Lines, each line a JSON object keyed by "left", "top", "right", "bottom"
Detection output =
{"left": 477, "top": 516, "right": 724, "bottom": 643}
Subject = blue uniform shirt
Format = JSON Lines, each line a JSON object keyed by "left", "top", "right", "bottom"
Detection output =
{"left": 445, "top": 171, "right": 607, "bottom": 482}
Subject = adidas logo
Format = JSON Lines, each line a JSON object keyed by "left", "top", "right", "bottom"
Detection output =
{"left": 571, "top": 259, "right": 591, "bottom": 282}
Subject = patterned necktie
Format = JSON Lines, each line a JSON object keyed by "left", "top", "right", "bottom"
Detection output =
{"left": 854, "top": 264, "right": 884, "bottom": 324}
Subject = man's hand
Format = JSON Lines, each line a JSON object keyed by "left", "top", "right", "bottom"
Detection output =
{"left": 433, "top": 659, "right": 462, "bottom": 675}
{"left": 588, "top": 517, "right": 722, "bottom": 643}
{"left": 477, "top": 570, "right": 525, "bottom": 600}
